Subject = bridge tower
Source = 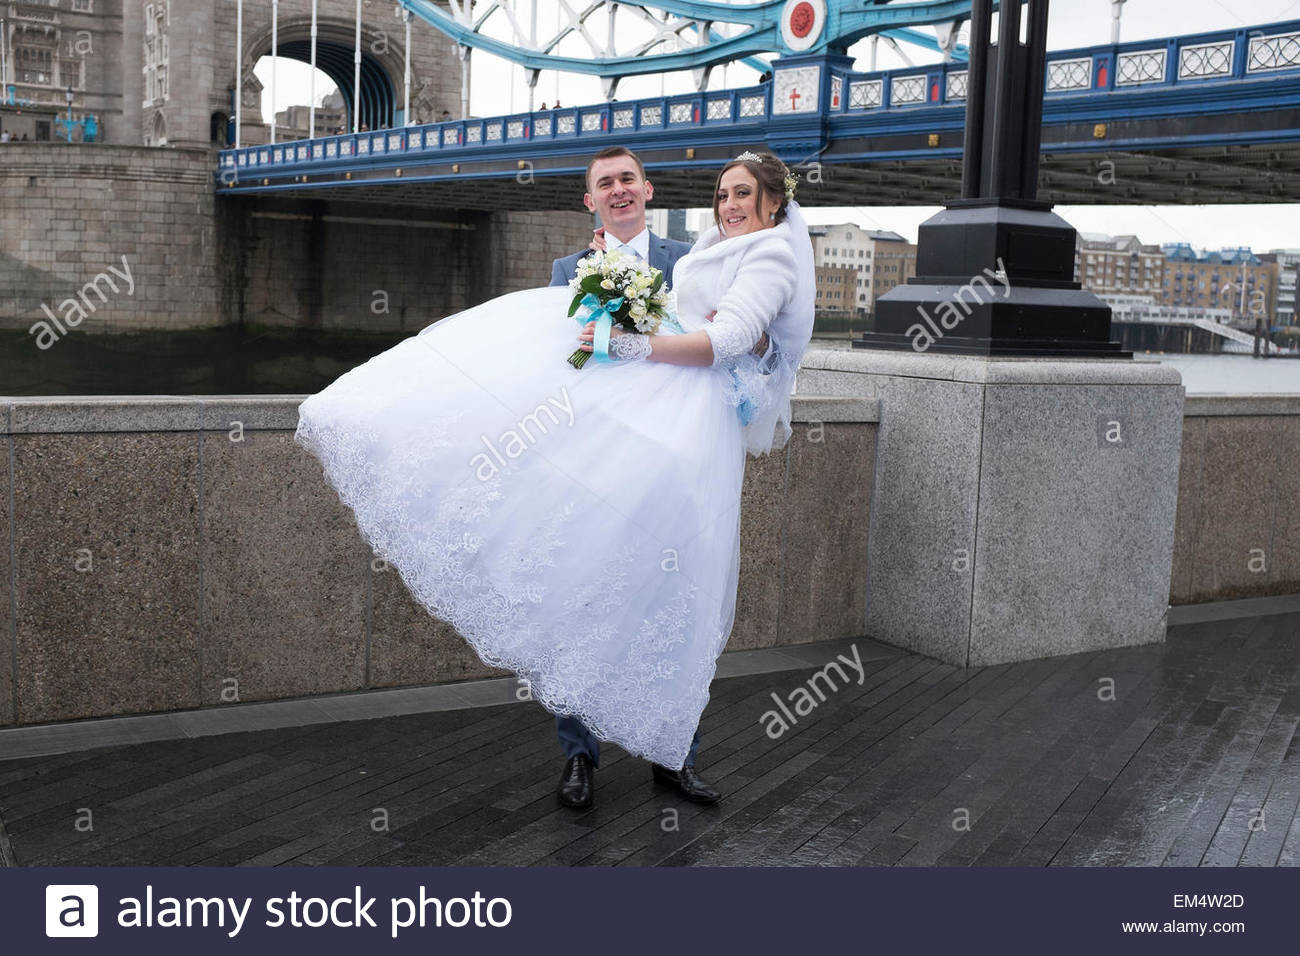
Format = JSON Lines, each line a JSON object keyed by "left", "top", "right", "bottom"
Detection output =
{"left": 122, "top": 0, "right": 464, "bottom": 149}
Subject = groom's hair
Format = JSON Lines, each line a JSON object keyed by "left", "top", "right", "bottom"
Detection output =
{"left": 585, "top": 146, "right": 646, "bottom": 190}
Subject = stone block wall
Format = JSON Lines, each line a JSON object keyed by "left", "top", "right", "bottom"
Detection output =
{"left": 0, "top": 394, "right": 877, "bottom": 727}
{"left": 232, "top": 198, "right": 596, "bottom": 330}
{"left": 0, "top": 144, "right": 220, "bottom": 333}
{"left": 1169, "top": 396, "right": 1300, "bottom": 603}
{"left": 469, "top": 209, "right": 599, "bottom": 301}
{"left": 0, "top": 143, "right": 597, "bottom": 336}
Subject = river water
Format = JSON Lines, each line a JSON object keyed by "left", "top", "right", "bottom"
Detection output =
{"left": 1131, "top": 352, "right": 1300, "bottom": 395}
{"left": 807, "top": 338, "right": 1300, "bottom": 396}
{"left": 0, "top": 327, "right": 1295, "bottom": 398}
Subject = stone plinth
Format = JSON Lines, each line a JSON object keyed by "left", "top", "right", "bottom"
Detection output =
{"left": 799, "top": 348, "right": 1185, "bottom": 667}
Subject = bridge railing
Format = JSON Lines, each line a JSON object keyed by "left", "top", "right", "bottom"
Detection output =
{"left": 217, "top": 83, "right": 774, "bottom": 178}
{"left": 216, "top": 19, "right": 1300, "bottom": 180}
{"left": 827, "top": 18, "right": 1300, "bottom": 115}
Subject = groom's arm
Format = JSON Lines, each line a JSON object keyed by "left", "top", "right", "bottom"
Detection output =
{"left": 549, "top": 258, "right": 568, "bottom": 288}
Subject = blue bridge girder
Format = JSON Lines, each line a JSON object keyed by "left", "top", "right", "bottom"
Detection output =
{"left": 880, "top": 27, "right": 968, "bottom": 61}
{"left": 397, "top": 0, "right": 982, "bottom": 77}
{"left": 217, "top": 18, "right": 1300, "bottom": 209}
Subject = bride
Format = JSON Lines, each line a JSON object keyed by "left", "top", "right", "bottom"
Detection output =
{"left": 293, "top": 148, "right": 815, "bottom": 807}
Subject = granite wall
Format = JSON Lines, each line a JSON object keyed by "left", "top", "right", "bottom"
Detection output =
{"left": 1169, "top": 395, "right": 1300, "bottom": 603}
{"left": 2, "top": 386, "right": 1295, "bottom": 729}
{"left": 0, "top": 393, "right": 876, "bottom": 727}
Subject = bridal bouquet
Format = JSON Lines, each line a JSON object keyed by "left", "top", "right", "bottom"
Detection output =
{"left": 566, "top": 250, "right": 675, "bottom": 369}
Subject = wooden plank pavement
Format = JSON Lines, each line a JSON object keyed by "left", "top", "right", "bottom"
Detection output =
{"left": 2, "top": 612, "right": 1298, "bottom": 867}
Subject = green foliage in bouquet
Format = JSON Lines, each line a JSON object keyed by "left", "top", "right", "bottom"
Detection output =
{"left": 566, "top": 251, "right": 670, "bottom": 369}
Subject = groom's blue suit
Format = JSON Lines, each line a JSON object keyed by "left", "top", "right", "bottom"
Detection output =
{"left": 549, "top": 229, "right": 691, "bottom": 289}
{"left": 549, "top": 229, "right": 702, "bottom": 768}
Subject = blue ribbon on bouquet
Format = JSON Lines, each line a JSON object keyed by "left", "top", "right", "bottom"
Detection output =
{"left": 575, "top": 292, "right": 623, "bottom": 364}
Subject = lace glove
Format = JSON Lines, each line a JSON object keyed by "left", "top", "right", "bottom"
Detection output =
{"left": 607, "top": 331, "right": 653, "bottom": 361}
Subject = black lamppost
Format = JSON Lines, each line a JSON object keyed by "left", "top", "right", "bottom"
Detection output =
{"left": 857, "top": 0, "right": 1130, "bottom": 357}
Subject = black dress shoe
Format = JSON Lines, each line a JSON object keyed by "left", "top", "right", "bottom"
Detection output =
{"left": 557, "top": 754, "right": 594, "bottom": 808}
{"left": 651, "top": 763, "right": 721, "bottom": 805}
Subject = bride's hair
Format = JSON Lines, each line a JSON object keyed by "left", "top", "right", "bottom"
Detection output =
{"left": 712, "top": 150, "right": 791, "bottom": 231}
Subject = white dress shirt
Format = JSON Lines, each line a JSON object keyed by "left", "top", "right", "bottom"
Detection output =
{"left": 606, "top": 226, "right": 650, "bottom": 262}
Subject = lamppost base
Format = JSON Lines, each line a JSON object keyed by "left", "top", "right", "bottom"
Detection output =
{"left": 858, "top": 198, "right": 1132, "bottom": 359}
{"left": 853, "top": 332, "right": 1132, "bottom": 358}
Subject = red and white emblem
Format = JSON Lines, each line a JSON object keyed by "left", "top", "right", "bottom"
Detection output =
{"left": 781, "top": 0, "right": 826, "bottom": 53}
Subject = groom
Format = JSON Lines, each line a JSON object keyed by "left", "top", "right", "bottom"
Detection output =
{"left": 547, "top": 145, "right": 732, "bottom": 811}
{"left": 550, "top": 145, "right": 690, "bottom": 289}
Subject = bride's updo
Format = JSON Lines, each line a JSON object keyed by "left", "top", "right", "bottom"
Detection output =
{"left": 712, "top": 149, "right": 794, "bottom": 231}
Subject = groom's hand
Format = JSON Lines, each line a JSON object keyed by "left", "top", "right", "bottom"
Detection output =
{"left": 588, "top": 227, "right": 607, "bottom": 254}
{"left": 751, "top": 331, "right": 770, "bottom": 357}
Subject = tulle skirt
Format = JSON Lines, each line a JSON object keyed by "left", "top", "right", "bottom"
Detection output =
{"left": 293, "top": 285, "right": 747, "bottom": 768}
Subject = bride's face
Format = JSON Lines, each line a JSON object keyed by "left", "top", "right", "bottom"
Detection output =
{"left": 716, "top": 167, "right": 780, "bottom": 238}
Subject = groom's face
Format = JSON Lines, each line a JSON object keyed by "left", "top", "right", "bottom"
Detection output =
{"left": 584, "top": 156, "right": 653, "bottom": 238}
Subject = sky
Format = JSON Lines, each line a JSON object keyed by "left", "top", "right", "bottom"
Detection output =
{"left": 250, "top": 0, "right": 1300, "bottom": 252}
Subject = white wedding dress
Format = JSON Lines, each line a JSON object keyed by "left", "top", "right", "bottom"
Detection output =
{"left": 294, "top": 202, "right": 815, "bottom": 769}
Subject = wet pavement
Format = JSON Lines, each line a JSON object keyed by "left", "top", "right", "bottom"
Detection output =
{"left": 1, "top": 606, "right": 1298, "bottom": 867}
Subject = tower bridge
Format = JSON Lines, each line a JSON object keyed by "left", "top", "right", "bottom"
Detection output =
{"left": 5, "top": 2, "right": 1300, "bottom": 339}
{"left": 216, "top": 16, "right": 1300, "bottom": 208}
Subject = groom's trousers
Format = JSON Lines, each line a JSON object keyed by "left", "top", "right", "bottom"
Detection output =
{"left": 556, "top": 716, "right": 701, "bottom": 768}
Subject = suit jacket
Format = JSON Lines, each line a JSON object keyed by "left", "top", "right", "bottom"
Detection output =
{"left": 549, "top": 230, "right": 692, "bottom": 289}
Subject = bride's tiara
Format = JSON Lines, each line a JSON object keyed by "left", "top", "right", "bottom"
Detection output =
{"left": 731, "top": 150, "right": 798, "bottom": 202}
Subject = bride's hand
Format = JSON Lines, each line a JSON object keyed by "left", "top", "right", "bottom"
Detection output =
{"left": 588, "top": 227, "right": 607, "bottom": 253}
{"left": 577, "top": 319, "right": 625, "bottom": 352}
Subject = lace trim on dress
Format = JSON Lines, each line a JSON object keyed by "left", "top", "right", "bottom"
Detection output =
{"left": 293, "top": 395, "right": 727, "bottom": 769}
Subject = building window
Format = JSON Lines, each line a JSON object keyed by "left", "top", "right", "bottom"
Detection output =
{"left": 143, "top": 2, "right": 169, "bottom": 106}
{"left": 61, "top": 59, "right": 84, "bottom": 89}
{"left": 16, "top": 46, "right": 54, "bottom": 85}
{"left": 72, "top": 0, "right": 95, "bottom": 11}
